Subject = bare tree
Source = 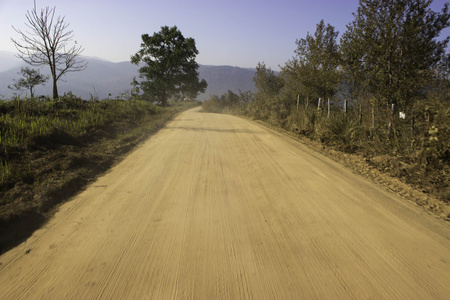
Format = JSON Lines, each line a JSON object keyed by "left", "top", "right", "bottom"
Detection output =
{"left": 11, "top": 1, "right": 87, "bottom": 99}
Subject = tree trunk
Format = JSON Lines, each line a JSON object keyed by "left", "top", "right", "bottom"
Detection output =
{"left": 52, "top": 78, "right": 59, "bottom": 99}
{"left": 161, "top": 93, "right": 168, "bottom": 107}
{"left": 359, "top": 104, "right": 362, "bottom": 126}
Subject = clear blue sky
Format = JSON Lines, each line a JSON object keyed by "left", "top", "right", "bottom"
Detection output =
{"left": 1, "top": 0, "right": 449, "bottom": 70}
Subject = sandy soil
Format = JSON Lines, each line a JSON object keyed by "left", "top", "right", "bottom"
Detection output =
{"left": 1, "top": 107, "right": 450, "bottom": 299}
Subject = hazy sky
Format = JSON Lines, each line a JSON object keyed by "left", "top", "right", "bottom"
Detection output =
{"left": 1, "top": 0, "right": 449, "bottom": 70}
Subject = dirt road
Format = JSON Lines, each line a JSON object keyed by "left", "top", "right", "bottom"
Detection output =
{"left": 1, "top": 107, "right": 450, "bottom": 299}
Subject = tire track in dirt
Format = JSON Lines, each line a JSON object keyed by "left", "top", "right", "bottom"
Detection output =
{"left": 0, "top": 107, "right": 449, "bottom": 299}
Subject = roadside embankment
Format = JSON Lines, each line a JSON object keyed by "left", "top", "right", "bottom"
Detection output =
{"left": 0, "top": 96, "right": 200, "bottom": 253}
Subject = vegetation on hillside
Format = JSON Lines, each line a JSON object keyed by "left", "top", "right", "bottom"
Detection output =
{"left": 203, "top": 0, "right": 450, "bottom": 204}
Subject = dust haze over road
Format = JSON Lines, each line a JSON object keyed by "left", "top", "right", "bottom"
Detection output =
{"left": 1, "top": 107, "right": 450, "bottom": 299}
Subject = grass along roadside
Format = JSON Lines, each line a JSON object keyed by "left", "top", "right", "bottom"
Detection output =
{"left": 202, "top": 95, "right": 450, "bottom": 222}
{"left": 0, "top": 96, "right": 200, "bottom": 253}
{"left": 250, "top": 118, "right": 450, "bottom": 222}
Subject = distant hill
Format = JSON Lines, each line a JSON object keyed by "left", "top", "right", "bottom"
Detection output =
{"left": 197, "top": 65, "right": 256, "bottom": 99}
{"left": 0, "top": 51, "right": 256, "bottom": 100}
{"left": 0, "top": 51, "right": 24, "bottom": 73}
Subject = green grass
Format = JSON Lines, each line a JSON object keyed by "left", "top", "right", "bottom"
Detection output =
{"left": 1, "top": 98, "right": 159, "bottom": 149}
{"left": 0, "top": 95, "right": 198, "bottom": 187}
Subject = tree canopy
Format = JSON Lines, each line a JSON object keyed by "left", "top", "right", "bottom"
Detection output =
{"left": 340, "top": 0, "right": 450, "bottom": 108}
{"left": 131, "top": 26, "right": 207, "bottom": 106}
{"left": 282, "top": 20, "right": 340, "bottom": 102}
{"left": 253, "top": 62, "right": 284, "bottom": 99}
{"left": 8, "top": 67, "right": 49, "bottom": 98}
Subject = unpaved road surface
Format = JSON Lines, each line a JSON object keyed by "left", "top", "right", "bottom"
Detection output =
{"left": 1, "top": 107, "right": 450, "bottom": 299}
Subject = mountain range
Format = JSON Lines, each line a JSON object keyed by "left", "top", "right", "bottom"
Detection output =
{"left": 0, "top": 51, "right": 256, "bottom": 100}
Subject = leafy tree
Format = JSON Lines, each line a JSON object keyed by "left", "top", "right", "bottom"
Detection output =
{"left": 281, "top": 56, "right": 315, "bottom": 102}
{"left": 11, "top": 1, "right": 86, "bottom": 99}
{"left": 253, "top": 62, "right": 284, "bottom": 98}
{"left": 340, "top": 0, "right": 450, "bottom": 108}
{"left": 8, "top": 67, "right": 49, "bottom": 98}
{"left": 284, "top": 20, "right": 340, "bottom": 103}
{"left": 437, "top": 52, "right": 450, "bottom": 82}
{"left": 131, "top": 26, "right": 207, "bottom": 106}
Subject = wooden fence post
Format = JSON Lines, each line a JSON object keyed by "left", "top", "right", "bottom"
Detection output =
{"left": 410, "top": 112, "right": 415, "bottom": 151}
{"left": 359, "top": 104, "right": 362, "bottom": 126}
{"left": 371, "top": 103, "right": 375, "bottom": 129}
{"left": 388, "top": 103, "right": 395, "bottom": 137}
{"left": 327, "top": 98, "right": 331, "bottom": 118}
